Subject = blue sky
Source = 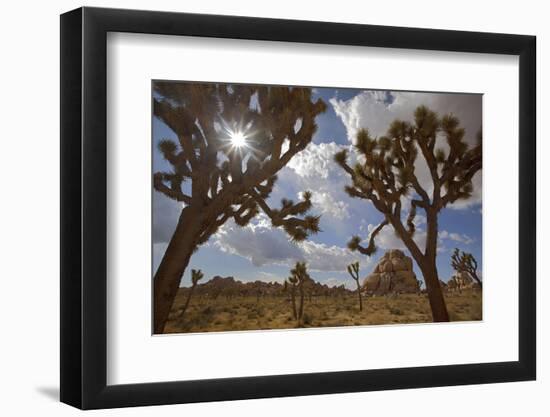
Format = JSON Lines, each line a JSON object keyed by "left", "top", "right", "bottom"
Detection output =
{"left": 153, "top": 86, "right": 482, "bottom": 289}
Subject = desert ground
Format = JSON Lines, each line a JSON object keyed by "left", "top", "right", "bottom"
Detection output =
{"left": 164, "top": 289, "right": 482, "bottom": 334}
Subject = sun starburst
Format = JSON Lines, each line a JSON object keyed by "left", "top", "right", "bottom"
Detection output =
{"left": 229, "top": 130, "right": 247, "bottom": 148}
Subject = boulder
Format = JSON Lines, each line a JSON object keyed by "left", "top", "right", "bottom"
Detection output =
{"left": 393, "top": 270, "right": 418, "bottom": 289}
{"left": 364, "top": 273, "right": 381, "bottom": 292}
{"left": 378, "top": 273, "right": 393, "bottom": 293}
{"left": 381, "top": 260, "right": 394, "bottom": 273}
{"left": 388, "top": 249, "right": 406, "bottom": 259}
{"left": 362, "top": 249, "right": 418, "bottom": 295}
{"left": 391, "top": 257, "right": 408, "bottom": 271}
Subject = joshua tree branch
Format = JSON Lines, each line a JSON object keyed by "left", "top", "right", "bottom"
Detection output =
{"left": 153, "top": 172, "right": 192, "bottom": 204}
{"left": 439, "top": 160, "right": 481, "bottom": 208}
{"left": 249, "top": 189, "right": 320, "bottom": 242}
{"left": 348, "top": 219, "right": 389, "bottom": 256}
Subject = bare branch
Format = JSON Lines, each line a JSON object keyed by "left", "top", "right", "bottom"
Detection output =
{"left": 348, "top": 219, "right": 389, "bottom": 256}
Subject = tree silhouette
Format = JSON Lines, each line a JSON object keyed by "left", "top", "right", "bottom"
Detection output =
{"left": 179, "top": 269, "right": 203, "bottom": 320}
{"left": 451, "top": 248, "right": 482, "bottom": 289}
{"left": 285, "top": 275, "right": 298, "bottom": 320}
{"left": 286, "top": 262, "right": 311, "bottom": 324}
{"left": 153, "top": 82, "right": 326, "bottom": 333}
{"left": 346, "top": 261, "right": 363, "bottom": 311}
{"left": 335, "top": 106, "right": 481, "bottom": 322}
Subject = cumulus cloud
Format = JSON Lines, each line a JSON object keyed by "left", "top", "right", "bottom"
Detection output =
{"left": 283, "top": 141, "right": 356, "bottom": 221}
{"left": 287, "top": 141, "right": 344, "bottom": 179}
{"left": 213, "top": 214, "right": 364, "bottom": 272}
{"left": 366, "top": 223, "right": 427, "bottom": 253}
{"left": 300, "top": 240, "right": 366, "bottom": 271}
{"left": 306, "top": 191, "right": 349, "bottom": 220}
{"left": 214, "top": 216, "right": 302, "bottom": 267}
{"left": 363, "top": 221, "right": 474, "bottom": 257}
{"left": 330, "top": 90, "right": 482, "bottom": 210}
{"left": 331, "top": 91, "right": 482, "bottom": 145}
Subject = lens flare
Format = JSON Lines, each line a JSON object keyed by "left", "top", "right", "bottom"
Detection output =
{"left": 229, "top": 130, "right": 247, "bottom": 147}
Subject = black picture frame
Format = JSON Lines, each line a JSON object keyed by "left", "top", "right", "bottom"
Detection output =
{"left": 60, "top": 6, "right": 536, "bottom": 410}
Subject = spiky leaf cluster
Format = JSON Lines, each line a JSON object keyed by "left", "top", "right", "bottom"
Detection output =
{"left": 346, "top": 261, "right": 360, "bottom": 282}
{"left": 287, "top": 261, "right": 311, "bottom": 286}
{"left": 191, "top": 269, "right": 204, "bottom": 286}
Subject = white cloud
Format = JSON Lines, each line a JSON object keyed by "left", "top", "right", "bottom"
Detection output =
{"left": 363, "top": 223, "right": 472, "bottom": 256}
{"left": 214, "top": 215, "right": 302, "bottom": 267}
{"left": 213, "top": 214, "right": 365, "bottom": 272}
{"left": 305, "top": 191, "right": 349, "bottom": 220}
{"left": 283, "top": 141, "right": 354, "bottom": 221}
{"left": 287, "top": 141, "right": 344, "bottom": 179}
{"left": 330, "top": 90, "right": 482, "bottom": 210}
{"left": 366, "top": 222, "right": 427, "bottom": 253}
{"left": 331, "top": 91, "right": 481, "bottom": 146}
{"left": 439, "top": 230, "right": 475, "bottom": 245}
{"left": 300, "top": 240, "right": 366, "bottom": 271}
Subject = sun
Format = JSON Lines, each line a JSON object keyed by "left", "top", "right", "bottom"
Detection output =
{"left": 229, "top": 130, "right": 247, "bottom": 147}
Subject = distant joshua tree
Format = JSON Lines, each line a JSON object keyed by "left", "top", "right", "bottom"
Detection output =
{"left": 285, "top": 262, "right": 311, "bottom": 324}
{"left": 179, "top": 269, "right": 204, "bottom": 320}
{"left": 346, "top": 261, "right": 363, "bottom": 311}
{"left": 153, "top": 82, "right": 326, "bottom": 332}
{"left": 417, "top": 280, "right": 424, "bottom": 295}
{"left": 451, "top": 248, "right": 482, "bottom": 289}
{"left": 335, "top": 106, "right": 481, "bottom": 322}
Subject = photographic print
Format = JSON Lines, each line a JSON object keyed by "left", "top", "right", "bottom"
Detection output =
{"left": 152, "top": 81, "right": 482, "bottom": 335}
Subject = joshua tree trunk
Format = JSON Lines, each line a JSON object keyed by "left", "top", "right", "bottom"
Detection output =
{"left": 290, "top": 287, "right": 297, "bottom": 320}
{"left": 471, "top": 272, "right": 482, "bottom": 289}
{"left": 410, "top": 211, "right": 449, "bottom": 322}
{"left": 355, "top": 280, "right": 363, "bottom": 312}
{"left": 179, "top": 285, "right": 195, "bottom": 319}
{"left": 298, "top": 284, "right": 305, "bottom": 321}
{"left": 418, "top": 259, "right": 449, "bottom": 322}
{"left": 387, "top": 210, "right": 449, "bottom": 322}
{"left": 154, "top": 207, "right": 203, "bottom": 333}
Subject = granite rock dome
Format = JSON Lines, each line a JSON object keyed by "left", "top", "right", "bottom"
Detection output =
{"left": 362, "top": 249, "right": 420, "bottom": 295}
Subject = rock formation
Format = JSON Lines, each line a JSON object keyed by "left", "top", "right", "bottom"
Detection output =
{"left": 362, "top": 249, "right": 420, "bottom": 295}
{"left": 178, "top": 275, "right": 356, "bottom": 299}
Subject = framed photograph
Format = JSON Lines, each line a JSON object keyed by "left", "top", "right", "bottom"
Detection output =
{"left": 60, "top": 6, "right": 536, "bottom": 409}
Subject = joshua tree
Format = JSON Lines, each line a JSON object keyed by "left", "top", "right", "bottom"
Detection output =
{"left": 451, "top": 248, "right": 482, "bottom": 289}
{"left": 346, "top": 261, "right": 363, "bottom": 311}
{"left": 285, "top": 262, "right": 311, "bottom": 324}
{"left": 153, "top": 82, "right": 326, "bottom": 333}
{"left": 335, "top": 106, "right": 481, "bottom": 322}
{"left": 179, "top": 269, "right": 204, "bottom": 320}
{"left": 417, "top": 280, "right": 424, "bottom": 295}
{"left": 286, "top": 275, "right": 299, "bottom": 320}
